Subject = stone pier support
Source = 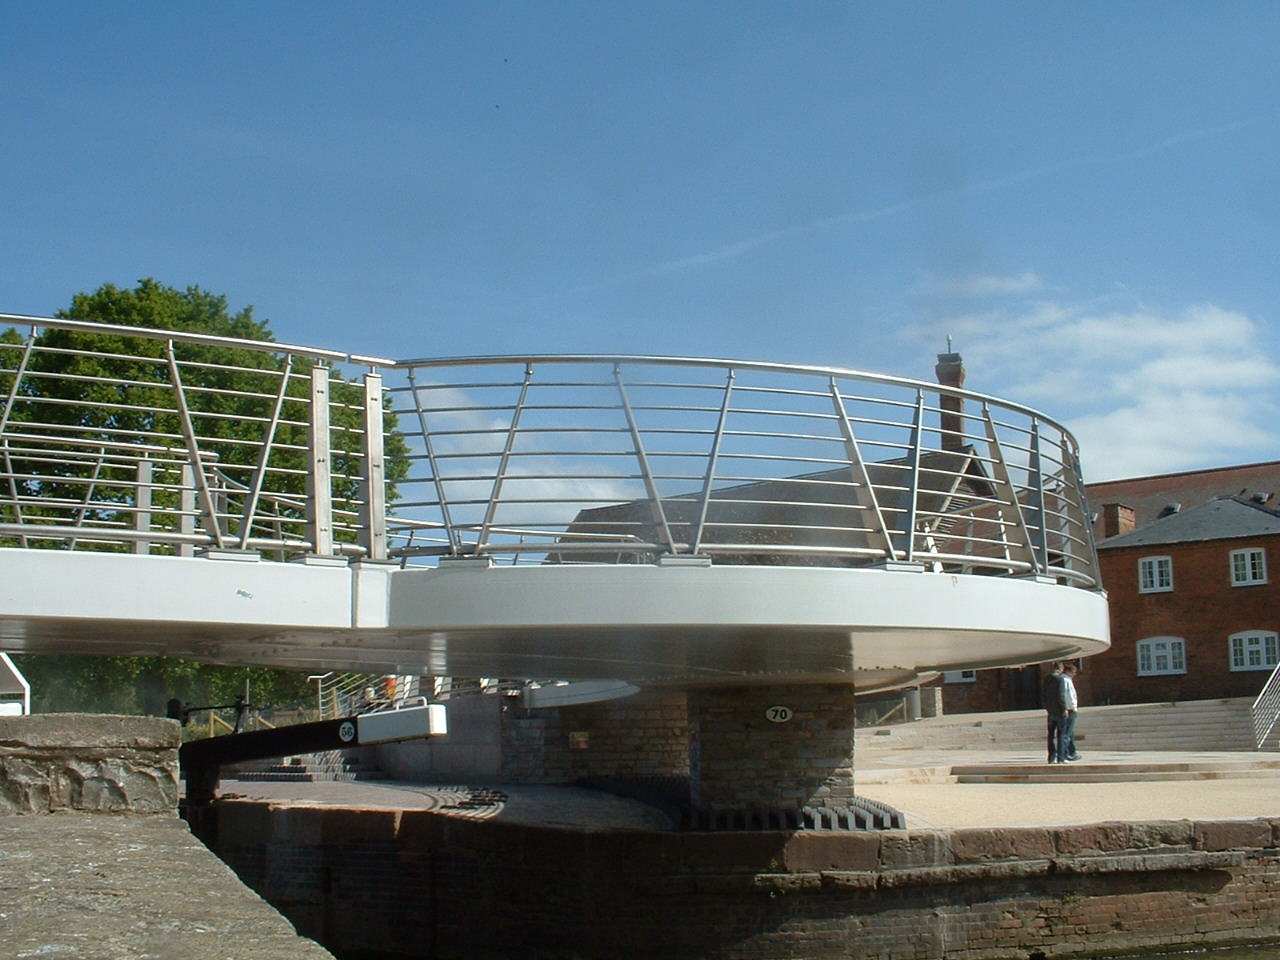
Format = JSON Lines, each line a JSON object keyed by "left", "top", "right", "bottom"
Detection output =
{"left": 688, "top": 683, "right": 857, "bottom": 811}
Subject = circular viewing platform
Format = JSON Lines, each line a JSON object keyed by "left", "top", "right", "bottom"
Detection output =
{"left": 0, "top": 318, "right": 1107, "bottom": 686}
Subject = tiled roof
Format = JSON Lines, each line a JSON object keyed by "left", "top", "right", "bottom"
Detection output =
{"left": 1085, "top": 460, "right": 1280, "bottom": 541}
{"left": 1096, "top": 496, "right": 1280, "bottom": 550}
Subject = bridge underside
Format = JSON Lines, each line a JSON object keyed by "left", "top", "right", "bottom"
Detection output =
{"left": 0, "top": 549, "right": 1108, "bottom": 692}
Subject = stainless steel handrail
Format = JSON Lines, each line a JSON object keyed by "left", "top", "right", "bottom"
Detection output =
{"left": 0, "top": 315, "right": 1102, "bottom": 589}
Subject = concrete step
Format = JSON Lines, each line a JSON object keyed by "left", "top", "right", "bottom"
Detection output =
{"left": 858, "top": 698, "right": 1273, "bottom": 753}
{"left": 951, "top": 758, "right": 1280, "bottom": 784}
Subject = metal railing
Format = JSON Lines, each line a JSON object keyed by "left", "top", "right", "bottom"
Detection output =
{"left": 384, "top": 355, "right": 1100, "bottom": 586}
{"left": 0, "top": 316, "right": 1102, "bottom": 589}
{"left": 1251, "top": 661, "right": 1280, "bottom": 749}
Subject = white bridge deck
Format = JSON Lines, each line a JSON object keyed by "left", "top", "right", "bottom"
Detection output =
{"left": 0, "top": 316, "right": 1108, "bottom": 690}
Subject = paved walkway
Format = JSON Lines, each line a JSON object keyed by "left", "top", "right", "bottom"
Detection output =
{"left": 852, "top": 747, "right": 1280, "bottom": 829}
{"left": 221, "top": 747, "right": 1280, "bottom": 832}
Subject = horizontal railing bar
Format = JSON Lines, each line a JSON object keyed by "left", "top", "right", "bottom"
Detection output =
{"left": 0, "top": 314, "right": 351, "bottom": 363}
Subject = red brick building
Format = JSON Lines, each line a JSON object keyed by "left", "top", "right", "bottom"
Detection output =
{"left": 932, "top": 461, "right": 1280, "bottom": 713}
{"left": 1090, "top": 494, "right": 1280, "bottom": 704}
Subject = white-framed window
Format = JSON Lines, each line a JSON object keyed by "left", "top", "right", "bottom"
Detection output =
{"left": 1230, "top": 548, "right": 1268, "bottom": 586}
{"left": 1136, "top": 636, "right": 1186, "bottom": 676}
{"left": 1230, "top": 631, "right": 1279, "bottom": 671}
{"left": 942, "top": 669, "right": 977, "bottom": 683}
{"left": 1138, "top": 556, "right": 1173, "bottom": 593}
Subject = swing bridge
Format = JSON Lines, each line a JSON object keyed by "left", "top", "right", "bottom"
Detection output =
{"left": 0, "top": 314, "right": 1108, "bottom": 694}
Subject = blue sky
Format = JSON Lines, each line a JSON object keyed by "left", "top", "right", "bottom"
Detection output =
{"left": 3, "top": 2, "right": 1278, "bottom": 481}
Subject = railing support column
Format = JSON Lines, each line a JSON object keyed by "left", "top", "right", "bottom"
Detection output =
{"left": 359, "top": 372, "right": 388, "bottom": 562}
{"left": 307, "top": 366, "right": 334, "bottom": 557}
{"left": 133, "top": 458, "right": 152, "bottom": 556}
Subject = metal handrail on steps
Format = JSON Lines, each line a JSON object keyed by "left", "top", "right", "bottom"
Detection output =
{"left": 1251, "top": 663, "right": 1280, "bottom": 749}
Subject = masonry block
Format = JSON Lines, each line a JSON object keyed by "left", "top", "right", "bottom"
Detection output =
{"left": 0, "top": 715, "right": 178, "bottom": 815}
{"left": 679, "top": 831, "right": 789, "bottom": 873}
{"left": 783, "top": 832, "right": 880, "bottom": 872}
{"left": 951, "top": 827, "right": 1054, "bottom": 862}
{"left": 320, "top": 807, "right": 400, "bottom": 843}
{"left": 216, "top": 799, "right": 275, "bottom": 845}
{"left": 1194, "top": 819, "right": 1274, "bottom": 851}
{"left": 1127, "top": 820, "right": 1195, "bottom": 849}
{"left": 879, "top": 830, "right": 953, "bottom": 869}
{"left": 1052, "top": 822, "right": 1130, "bottom": 855}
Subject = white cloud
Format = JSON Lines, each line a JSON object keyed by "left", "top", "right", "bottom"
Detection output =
{"left": 913, "top": 294, "right": 1280, "bottom": 481}
{"left": 925, "top": 271, "right": 1046, "bottom": 297}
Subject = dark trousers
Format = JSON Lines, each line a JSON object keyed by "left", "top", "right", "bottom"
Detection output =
{"left": 1047, "top": 711, "right": 1077, "bottom": 761}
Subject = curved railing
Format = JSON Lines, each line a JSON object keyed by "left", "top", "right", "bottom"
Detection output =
{"left": 0, "top": 316, "right": 1101, "bottom": 588}
{"left": 385, "top": 355, "right": 1100, "bottom": 586}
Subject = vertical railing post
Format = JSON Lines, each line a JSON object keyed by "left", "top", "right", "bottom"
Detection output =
{"left": 829, "top": 379, "right": 896, "bottom": 561}
{"left": 359, "top": 372, "right": 388, "bottom": 562}
{"left": 178, "top": 464, "right": 196, "bottom": 558}
{"left": 407, "top": 367, "right": 462, "bottom": 555}
{"left": 902, "top": 391, "right": 926, "bottom": 562}
{"left": 689, "top": 368, "right": 734, "bottom": 555}
{"left": 477, "top": 363, "right": 533, "bottom": 553}
{"left": 307, "top": 366, "right": 334, "bottom": 557}
{"left": 1027, "top": 421, "right": 1048, "bottom": 576}
{"left": 614, "top": 364, "right": 677, "bottom": 555}
{"left": 981, "top": 404, "right": 1036, "bottom": 572}
{"left": 133, "top": 458, "right": 152, "bottom": 556}
{"left": 166, "top": 343, "right": 224, "bottom": 548}
{"left": 236, "top": 356, "right": 293, "bottom": 549}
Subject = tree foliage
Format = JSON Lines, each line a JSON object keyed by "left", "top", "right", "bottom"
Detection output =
{"left": 12, "top": 653, "right": 315, "bottom": 719}
{"left": 1, "top": 279, "right": 402, "bottom": 718}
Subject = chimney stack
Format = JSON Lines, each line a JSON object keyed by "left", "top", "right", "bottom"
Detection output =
{"left": 1101, "top": 503, "right": 1136, "bottom": 539}
{"left": 935, "top": 348, "right": 966, "bottom": 451}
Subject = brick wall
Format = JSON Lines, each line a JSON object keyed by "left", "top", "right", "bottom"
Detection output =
{"left": 499, "top": 688, "right": 689, "bottom": 784}
{"left": 208, "top": 801, "right": 1280, "bottom": 960}
{"left": 689, "top": 684, "right": 857, "bottom": 809}
{"left": 1092, "top": 535, "right": 1280, "bottom": 705}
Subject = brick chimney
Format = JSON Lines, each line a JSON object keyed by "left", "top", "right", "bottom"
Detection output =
{"left": 1100, "top": 503, "right": 1136, "bottom": 539}
{"left": 935, "top": 348, "right": 966, "bottom": 451}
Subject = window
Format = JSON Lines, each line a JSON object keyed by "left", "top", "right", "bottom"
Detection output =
{"left": 942, "top": 670, "right": 977, "bottom": 683}
{"left": 1138, "top": 556, "right": 1173, "bottom": 593}
{"left": 1136, "top": 636, "right": 1186, "bottom": 676}
{"left": 1230, "top": 631, "right": 1279, "bottom": 671}
{"left": 1230, "top": 548, "right": 1268, "bottom": 586}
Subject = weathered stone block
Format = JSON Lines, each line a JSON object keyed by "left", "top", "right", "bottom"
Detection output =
{"left": 0, "top": 715, "right": 178, "bottom": 815}
{"left": 679, "top": 831, "right": 788, "bottom": 873}
{"left": 951, "top": 827, "right": 1054, "bottom": 862}
{"left": 320, "top": 807, "right": 400, "bottom": 843}
{"left": 1194, "top": 819, "right": 1273, "bottom": 852}
{"left": 1127, "top": 819, "right": 1194, "bottom": 849}
{"left": 1052, "top": 821, "right": 1130, "bottom": 855}
{"left": 879, "top": 830, "right": 953, "bottom": 869}
{"left": 783, "top": 832, "right": 880, "bottom": 872}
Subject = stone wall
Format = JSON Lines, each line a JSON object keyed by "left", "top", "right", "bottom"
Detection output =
{"left": 690, "top": 684, "right": 857, "bottom": 809}
{"left": 0, "top": 714, "right": 179, "bottom": 815}
{"left": 208, "top": 801, "right": 1280, "bottom": 960}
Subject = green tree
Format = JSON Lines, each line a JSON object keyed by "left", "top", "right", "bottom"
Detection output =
{"left": 1, "top": 279, "right": 404, "bottom": 718}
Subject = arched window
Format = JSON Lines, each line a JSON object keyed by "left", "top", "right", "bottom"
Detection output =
{"left": 1229, "top": 631, "right": 1279, "bottom": 671}
{"left": 1136, "top": 636, "right": 1185, "bottom": 676}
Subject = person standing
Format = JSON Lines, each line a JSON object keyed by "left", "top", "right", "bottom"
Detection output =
{"left": 1041, "top": 662, "right": 1067, "bottom": 763}
{"left": 1061, "top": 662, "right": 1081, "bottom": 761}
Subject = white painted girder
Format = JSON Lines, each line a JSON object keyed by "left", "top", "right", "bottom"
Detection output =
{"left": 0, "top": 549, "right": 1109, "bottom": 692}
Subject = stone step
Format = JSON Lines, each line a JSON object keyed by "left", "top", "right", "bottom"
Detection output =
{"left": 954, "top": 769, "right": 1280, "bottom": 784}
{"left": 950, "top": 759, "right": 1280, "bottom": 784}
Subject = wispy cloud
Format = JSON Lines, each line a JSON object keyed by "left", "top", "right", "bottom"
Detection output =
{"left": 923, "top": 271, "right": 1045, "bottom": 297}
{"left": 913, "top": 296, "right": 1280, "bottom": 481}
{"left": 633, "top": 123, "right": 1246, "bottom": 281}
